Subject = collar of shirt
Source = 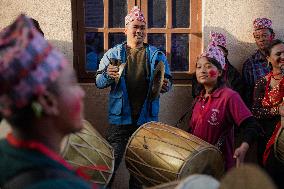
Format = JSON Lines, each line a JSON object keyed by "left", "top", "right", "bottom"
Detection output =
{"left": 197, "top": 87, "right": 224, "bottom": 101}
{"left": 254, "top": 49, "right": 267, "bottom": 62}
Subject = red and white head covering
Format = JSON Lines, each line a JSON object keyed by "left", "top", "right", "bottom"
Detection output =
{"left": 0, "top": 14, "right": 67, "bottom": 117}
{"left": 210, "top": 31, "right": 226, "bottom": 48}
{"left": 201, "top": 44, "right": 226, "bottom": 70}
{"left": 125, "top": 6, "right": 146, "bottom": 26}
{"left": 253, "top": 18, "right": 272, "bottom": 31}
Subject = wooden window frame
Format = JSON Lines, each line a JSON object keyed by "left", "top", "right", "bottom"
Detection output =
{"left": 72, "top": 0, "right": 202, "bottom": 83}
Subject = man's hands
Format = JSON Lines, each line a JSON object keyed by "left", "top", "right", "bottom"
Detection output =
{"left": 160, "top": 79, "right": 169, "bottom": 93}
{"left": 107, "top": 64, "right": 119, "bottom": 79}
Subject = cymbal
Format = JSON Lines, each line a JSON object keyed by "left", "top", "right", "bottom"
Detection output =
{"left": 150, "top": 61, "right": 165, "bottom": 100}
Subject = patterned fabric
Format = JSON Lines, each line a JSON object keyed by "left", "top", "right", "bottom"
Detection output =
{"left": 253, "top": 18, "right": 272, "bottom": 31}
{"left": 251, "top": 76, "right": 280, "bottom": 165}
{"left": 242, "top": 50, "right": 270, "bottom": 107}
{"left": 201, "top": 44, "right": 226, "bottom": 69}
{"left": 210, "top": 31, "right": 226, "bottom": 48}
{"left": 0, "top": 14, "right": 67, "bottom": 116}
{"left": 125, "top": 6, "right": 146, "bottom": 26}
{"left": 262, "top": 73, "right": 284, "bottom": 108}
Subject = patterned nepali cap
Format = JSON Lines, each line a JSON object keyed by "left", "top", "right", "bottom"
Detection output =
{"left": 125, "top": 6, "right": 146, "bottom": 26}
{"left": 253, "top": 18, "right": 272, "bottom": 31}
{"left": 201, "top": 44, "right": 226, "bottom": 69}
{"left": 0, "top": 14, "right": 67, "bottom": 117}
{"left": 210, "top": 31, "right": 226, "bottom": 48}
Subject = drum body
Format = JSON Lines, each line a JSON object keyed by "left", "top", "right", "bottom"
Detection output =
{"left": 274, "top": 126, "right": 284, "bottom": 163}
{"left": 125, "top": 122, "right": 224, "bottom": 186}
{"left": 61, "top": 120, "right": 114, "bottom": 186}
{"left": 147, "top": 180, "right": 179, "bottom": 189}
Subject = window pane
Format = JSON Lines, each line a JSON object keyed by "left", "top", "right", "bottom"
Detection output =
{"left": 171, "top": 34, "right": 189, "bottom": 71}
{"left": 172, "top": 0, "right": 190, "bottom": 28}
{"left": 148, "top": 0, "right": 166, "bottom": 28}
{"left": 85, "top": 0, "right": 104, "bottom": 27}
{"left": 109, "top": 33, "right": 126, "bottom": 49}
{"left": 109, "top": 0, "right": 127, "bottom": 28}
{"left": 85, "top": 32, "right": 104, "bottom": 71}
{"left": 148, "top": 34, "right": 166, "bottom": 54}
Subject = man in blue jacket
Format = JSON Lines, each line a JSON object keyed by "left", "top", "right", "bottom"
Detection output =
{"left": 95, "top": 6, "right": 171, "bottom": 189}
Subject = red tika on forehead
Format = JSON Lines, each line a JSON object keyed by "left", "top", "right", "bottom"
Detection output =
{"left": 0, "top": 14, "right": 67, "bottom": 116}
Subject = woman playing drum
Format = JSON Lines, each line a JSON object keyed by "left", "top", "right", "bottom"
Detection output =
{"left": 188, "top": 43, "right": 260, "bottom": 171}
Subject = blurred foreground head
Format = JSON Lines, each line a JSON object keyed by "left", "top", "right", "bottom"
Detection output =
{"left": 0, "top": 14, "right": 84, "bottom": 132}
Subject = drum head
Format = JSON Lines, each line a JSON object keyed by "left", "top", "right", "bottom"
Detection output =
{"left": 61, "top": 119, "right": 114, "bottom": 186}
{"left": 146, "top": 180, "right": 179, "bottom": 189}
{"left": 219, "top": 164, "right": 276, "bottom": 189}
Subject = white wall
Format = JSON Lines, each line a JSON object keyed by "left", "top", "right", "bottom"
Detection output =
{"left": 0, "top": 0, "right": 73, "bottom": 63}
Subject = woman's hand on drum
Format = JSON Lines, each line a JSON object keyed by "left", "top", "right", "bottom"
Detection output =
{"left": 233, "top": 142, "right": 249, "bottom": 168}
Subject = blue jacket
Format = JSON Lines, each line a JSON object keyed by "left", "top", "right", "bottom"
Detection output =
{"left": 95, "top": 42, "right": 172, "bottom": 126}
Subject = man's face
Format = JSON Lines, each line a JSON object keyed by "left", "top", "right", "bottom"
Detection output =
{"left": 253, "top": 28, "right": 274, "bottom": 50}
{"left": 125, "top": 20, "right": 146, "bottom": 45}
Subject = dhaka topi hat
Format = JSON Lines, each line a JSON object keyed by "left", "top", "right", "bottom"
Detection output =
{"left": 125, "top": 6, "right": 146, "bottom": 26}
{"left": 0, "top": 14, "right": 67, "bottom": 117}
{"left": 210, "top": 31, "right": 227, "bottom": 48}
{"left": 253, "top": 18, "right": 272, "bottom": 31}
{"left": 200, "top": 43, "right": 226, "bottom": 70}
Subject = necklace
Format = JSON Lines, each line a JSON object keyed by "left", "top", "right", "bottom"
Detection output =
{"left": 271, "top": 73, "right": 282, "bottom": 80}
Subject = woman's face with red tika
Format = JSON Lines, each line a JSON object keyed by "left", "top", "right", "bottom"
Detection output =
{"left": 195, "top": 57, "right": 222, "bottom": 87}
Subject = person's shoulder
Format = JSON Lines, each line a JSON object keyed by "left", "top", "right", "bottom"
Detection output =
{"left": 106, "top": 42, "right": 126, "bottom": 53}
{"left": 243, "top": 50, "right": 259, "bottom": 64}
{"left": 147, "top": 44, "right": 158, "bottom": 50}
{"left": 147, "top": 44, "right": 165, "bottom": 54}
